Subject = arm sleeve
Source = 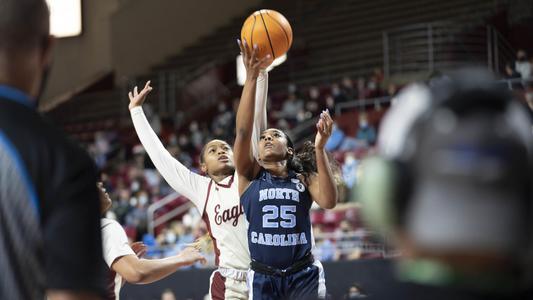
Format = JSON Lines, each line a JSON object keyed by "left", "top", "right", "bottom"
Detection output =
{"left": 44, "top": 147, "right": 105, "bottom": 294}
{"left": 101, "top": 220, "right": 135, "bottom": 267}
{"left": 130, "top": 107, "right": 210, "bottom": 210}
{"left": 252, "top": 70, "right": 269, "bottom": 160}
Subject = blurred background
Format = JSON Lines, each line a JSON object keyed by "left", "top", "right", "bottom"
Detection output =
{"left": 42, "top": 0, "right": 533, "bottom": 299}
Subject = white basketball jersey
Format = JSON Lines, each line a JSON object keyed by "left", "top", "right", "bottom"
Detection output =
{"left": 200, "top": 172, "right": 250, "bottom": 269}
{"left": 130, "top": 71, "right": 268, "bottom": 271}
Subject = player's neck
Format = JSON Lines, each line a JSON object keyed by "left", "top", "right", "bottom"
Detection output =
{"left": 0, "top": 53, "right": 37, "bottom": 98}
{"left": 263, "top": 161, "right": 288, "bottom": 178}
{"left": 210, "top": 173, "right": 231, "bottom": 183}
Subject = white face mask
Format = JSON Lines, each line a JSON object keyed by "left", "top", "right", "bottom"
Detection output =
{"left": 165, "top": 231, "right": 176, "bottom": 244}
{"left": 139, "top": 195, "right": 148, "bottom": 206}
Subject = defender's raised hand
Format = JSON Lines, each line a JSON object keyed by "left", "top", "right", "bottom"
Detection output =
{"left": 128, "top": 81, "right": 153, "bottom": 110}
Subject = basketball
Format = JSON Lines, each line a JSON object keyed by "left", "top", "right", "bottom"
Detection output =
{"left": 241, "top": 9, "right": 293, "bottom": 60}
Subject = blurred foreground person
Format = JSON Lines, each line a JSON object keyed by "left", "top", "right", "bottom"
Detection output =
{"left": 0, "top": 0, "right": 105, "bottom": 299}
{"left": 359, "top": 69, "right": 533, "bottom": 300}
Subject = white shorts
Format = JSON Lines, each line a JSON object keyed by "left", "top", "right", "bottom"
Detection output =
{"left": 208, "top": 267, "right": 248, "bottom": 300}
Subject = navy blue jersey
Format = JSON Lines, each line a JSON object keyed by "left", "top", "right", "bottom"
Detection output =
{"left": 241, "top": 169, "right": 313, "bottom": 269}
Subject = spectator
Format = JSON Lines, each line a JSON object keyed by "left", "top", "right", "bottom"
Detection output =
{"left": 366, "top": 76, "right": 380, "bottom": 98}
{"left": 313, "top": 226, "right": 338, "bottom": 262}
{"left": 504, "top": 62, "right": 522, "bottom": 79}
{"left": 344, "top": 283, "right": 368, "bottom": 299}
{"left": 356, "top": 77, "right": 368, "bottom": 99}
{"left": 325, "top": 94, "right": 336, "bottom": 112}
{"left": 325, "top": 123, "right": 345, "bottom": 151}
{"left": 515, "top": 49, "right": 531, "bottom": 79}
{"left": 355, "top": 114, "right": 376, "bottom": 145}
{"left": 211, "top": 101, "right": 235, "bottom": 140}
{"left": 385, "top": 83, "right": 398, "bottom": 97}
{"left": 189, "top": 121, "right": 204, "bottom": 150}
{"left": 161, "top": 289, "right": 177, "bottom": 300}
{"left": 275, "top": 92, "right": 304, "bottom": 124}
{"left": 332, "top": 83, "right": 349, "bottom": 104}
{"left": 342, "top": 76, "right": 357, "bottom": 99}
{"left": 342, "top": 153, "right": 359, "bottom": 190}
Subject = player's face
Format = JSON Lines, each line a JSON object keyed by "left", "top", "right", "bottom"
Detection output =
{"left": 201, "top": 140, "right": 235, "bottom": 176}
{"left": 97, "top": 182, "right": 112, "bottom": 215}
{"left": 259, "top": 129, "right": 293, "bottom": 162}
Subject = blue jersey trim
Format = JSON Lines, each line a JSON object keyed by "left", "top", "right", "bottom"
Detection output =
{"left": 0, "top": 131, "right": 40, "bottom": 217}
{"left": 0, "top": 85, "right": 35, "bottom": 109}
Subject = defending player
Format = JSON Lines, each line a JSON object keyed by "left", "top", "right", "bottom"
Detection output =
{"left": 128, "top": 55, "right": 271, "bottom": 299}
{"left": 234, "top": 40, "right": 338, "bottom": 300}
{"left": 98, "top": 182, "right": 205, "bottom": 300}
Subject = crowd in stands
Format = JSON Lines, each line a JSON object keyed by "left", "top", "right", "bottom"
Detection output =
{"left": 85, "top": 49, "right": 533, "bottom": 267}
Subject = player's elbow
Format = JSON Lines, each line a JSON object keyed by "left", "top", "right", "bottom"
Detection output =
{"left": 318, "top": 193, "right": 337, "bottom": 209}
{"left": 124, "top": 269, "right": 150, "bottom": 284}
{"left": 112, "top": 255, "right": 151, "bottom": 284}
{"left": 320, "top": 199, "right": 337, "bottom": 209}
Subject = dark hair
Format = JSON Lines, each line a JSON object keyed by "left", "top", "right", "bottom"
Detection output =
{"left": 199, "top": 139, "right": 231, "bottom": 164}
{"left": 285, "top": 135, "right": 341, "bottom": 184}
{"left": 0, "top": 0, "right": 49, "bottom": 51}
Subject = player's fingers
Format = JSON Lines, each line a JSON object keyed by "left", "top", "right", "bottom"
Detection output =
{"left": 242, "top": 39, "right": 250, "bottom": 61}
{"left": 128, "top": 91, "right": 133, "bottom": 101}
{"left": 185, "top": 242, "right": 202, "bottom": 251}
{"left": 324, "top": 108, "right": 333, "bottom": 122}
{"left": 317, "top": 118, "right": 323, "bottom": 132}
{"left": 255, "top": 54, "right": 271, "bottom": 68}
{"left": 138, "top": 249, "right": 147, "bottom": 258}
{"left": 251, "top": 44, "right": 258, "bottom": 63}
{"left": 144, "top": 80, "right": 151, "bottom": 90}
{"left": 237, "top": 39, "right": 245, "bottom": 59}
{"left": 199, "top": 256, "right": 207, "bottom": 265}
{"left": 134, "top": 86, "right": 138, "bottom": 97}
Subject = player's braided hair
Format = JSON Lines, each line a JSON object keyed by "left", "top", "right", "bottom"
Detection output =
{"left": 285, "top": 135, "right": 341, "bottom": 185}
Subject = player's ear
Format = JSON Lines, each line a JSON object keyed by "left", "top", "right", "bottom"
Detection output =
{"left": 287, "top": 147, "right": 294, "bottom": 158}
{"left": 200, "top": 163, "right": 208, "bottom": 174}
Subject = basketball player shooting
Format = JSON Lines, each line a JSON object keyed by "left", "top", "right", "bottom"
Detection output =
{"left": 235, "top": 39, "right": 337, "bottom": 300}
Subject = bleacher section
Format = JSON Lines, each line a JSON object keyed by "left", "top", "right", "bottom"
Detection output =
{"left": 49, "top": 0, "right": 499, "bottom": 143}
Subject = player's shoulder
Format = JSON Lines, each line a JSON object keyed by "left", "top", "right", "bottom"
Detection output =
{"left": 101, "top": 218, "right": 122, "bottom": 230}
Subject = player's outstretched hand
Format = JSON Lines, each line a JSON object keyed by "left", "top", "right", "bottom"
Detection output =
{"left": 315, "top": 109, "right": 333, "bottom": 149}
{"left": 238, "top": 39, "right": 272, "bottom": 81}
{"left": 177, "top": 246, "right": 207, "bottom": 266}
{"left": 128, "top": 81, "right": 153, "bottom": 110}
{"left": 131, "top": 242, "right": 147, "bottom": 258}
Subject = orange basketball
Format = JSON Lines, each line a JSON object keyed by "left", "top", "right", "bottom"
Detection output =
{"left": 241, "top": 9, "right": 293, "bottom": 60}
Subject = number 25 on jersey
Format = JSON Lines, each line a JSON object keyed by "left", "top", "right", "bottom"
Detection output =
{"left": 262, "top": 205, "right": 296, "bottom": 228}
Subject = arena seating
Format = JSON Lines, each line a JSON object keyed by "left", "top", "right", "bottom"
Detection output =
{"left": 48, "top": 0, "right": 498, "bottom": 142}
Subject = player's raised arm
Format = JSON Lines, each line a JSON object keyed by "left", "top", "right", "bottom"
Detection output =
{"left": 308, "top": 110, "right": 338, "bottom": 209}
{"left": 128, "top": 82, "right": 210, "bottom": 208}
{"left": 234, "top": 40, "right": 270, "bottom": 192}
{"left": 252, "top": 69, "right": 269, "bottom": 160}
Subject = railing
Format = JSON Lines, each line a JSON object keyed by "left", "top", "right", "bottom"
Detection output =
{"left": 147, "top": 192, "right": 193, "bottom": 236}
{"left": 143, "top": 229, "right": 396, "bottom": 262}
{"left": 383, "top": 22, "right": 516, "bottom": 78}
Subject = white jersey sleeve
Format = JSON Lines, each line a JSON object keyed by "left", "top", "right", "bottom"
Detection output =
{"left": 252, "top": 70, "right": 269, "bottom": 160}
{"left": 101, "top": 219, "right": 135, "bottom": 267}
{"left": 130, "top": 107, "right": 211, "bottom": 210}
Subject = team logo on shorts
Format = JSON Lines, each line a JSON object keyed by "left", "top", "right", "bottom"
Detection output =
{"left": 296, "top": 182, "right": 305, "bottom": 192}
